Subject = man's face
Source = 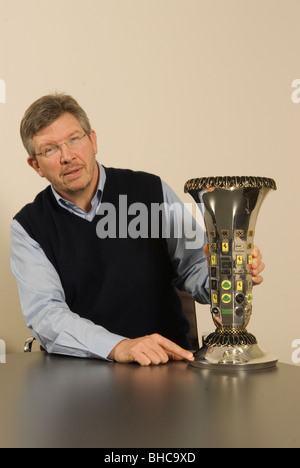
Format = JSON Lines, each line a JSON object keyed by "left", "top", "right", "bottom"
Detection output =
{"left": 28, "top": 113, "right": 98, "bottom": 202}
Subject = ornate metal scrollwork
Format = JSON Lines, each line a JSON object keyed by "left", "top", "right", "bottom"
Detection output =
{"left": 204, "top": 328, "right": 257, "bottom": 347}
{"left": 184, "top": 176, "right": 277, "bottom": 192}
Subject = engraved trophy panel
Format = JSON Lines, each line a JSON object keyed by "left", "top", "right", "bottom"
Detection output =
{"left": 184, "top": 176, "right": 277, "bottom": 370}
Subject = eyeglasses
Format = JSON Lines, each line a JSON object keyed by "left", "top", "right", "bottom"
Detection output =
{"left": 35, "top": 133, "right": 87, "bottom": 158}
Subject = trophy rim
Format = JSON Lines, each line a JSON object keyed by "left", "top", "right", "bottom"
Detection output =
{"left": 184, "top": 176, "right": 277, "bottom": 192}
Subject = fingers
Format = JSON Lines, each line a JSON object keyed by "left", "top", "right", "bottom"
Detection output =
{"left": 154, "top": 334, "right": 194, "bottom": 362}
{"left": 203, "top": 244, "right": 209, "bottom": 259}
{"left": 110, "top": 334, "right": 194, "bottom": 367}
{"left": 133, "top": 338, "right": 170, "bottom": 366}
{"left": 132, "top": 334, "right": 194, "bottom": 366}
{"left": 203, "top": 244, "right": 209, "bottom": 267}
{"left": 251, "top": 245, "right": 265, "bottom": 286}
{"left": 252, "top": 274, "right": 264, "bottom": 285}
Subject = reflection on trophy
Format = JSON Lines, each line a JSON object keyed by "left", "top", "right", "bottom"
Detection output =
{"left": 184, "top": 176, "right": 277, "bottom": 370}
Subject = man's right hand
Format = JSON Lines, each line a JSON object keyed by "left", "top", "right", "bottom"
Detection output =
{"left": 108, "top": 333, "right": 194, "bottom": 366}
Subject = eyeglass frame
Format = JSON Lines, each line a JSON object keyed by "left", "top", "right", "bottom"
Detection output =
{"left": 34, "top": 133, "right": 88, "bottom": 158}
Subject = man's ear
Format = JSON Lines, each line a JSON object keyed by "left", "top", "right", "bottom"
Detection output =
{"left": 89, "top": 130, "right": 98, "bottom": 155}
{"left": 27, "top": 157, "right": 45, "bottom": 178}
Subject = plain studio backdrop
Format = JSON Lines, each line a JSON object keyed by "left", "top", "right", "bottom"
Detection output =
{"left": 0, "top": 0, "right": 299, "bottom": 364}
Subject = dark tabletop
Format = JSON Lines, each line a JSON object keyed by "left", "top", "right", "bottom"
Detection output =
{"left": 0, "top": 352, "right": 299, "bottom": 448}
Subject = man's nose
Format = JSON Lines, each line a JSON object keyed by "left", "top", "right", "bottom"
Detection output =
{"left": 59, "top": 142, "right": 75, "bottom": 163}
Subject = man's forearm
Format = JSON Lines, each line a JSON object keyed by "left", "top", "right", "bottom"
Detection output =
{"left": 10, "top": 220, "right": 126, "bottom": 360}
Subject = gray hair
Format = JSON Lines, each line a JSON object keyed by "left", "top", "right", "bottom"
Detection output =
{"left": 20, "top": 93, "right": 92, "bottom": 157}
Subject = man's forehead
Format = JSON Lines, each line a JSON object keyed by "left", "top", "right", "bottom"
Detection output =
{"left": 34, "top": 113, "right": 83, "bottom": 142}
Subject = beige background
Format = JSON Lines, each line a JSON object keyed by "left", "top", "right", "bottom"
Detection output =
{"left": 0, "top": 0, "right": 299, "bottom": 364}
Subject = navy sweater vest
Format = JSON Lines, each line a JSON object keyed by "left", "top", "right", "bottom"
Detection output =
{"left": 14, "top": 167, "right": 190, "bottom": 348}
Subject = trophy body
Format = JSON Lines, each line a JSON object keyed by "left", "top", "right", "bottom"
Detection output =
{"left": 184, "top": 176, "right": 277, "bottom": 370}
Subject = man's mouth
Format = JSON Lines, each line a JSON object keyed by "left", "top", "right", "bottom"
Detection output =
{"left": 62, "top": 167, "right": 83, "bottom": 179}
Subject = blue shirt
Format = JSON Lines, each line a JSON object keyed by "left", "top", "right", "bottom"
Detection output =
{"left": 10, "top": 163, "right": 209, "bottom": 360}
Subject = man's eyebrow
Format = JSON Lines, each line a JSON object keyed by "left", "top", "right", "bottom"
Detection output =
{"left": 38, "top": 130, "right": 82, "bottom": 147}
{"left": 67, "top": 130, "right": 82, "bottom": 138}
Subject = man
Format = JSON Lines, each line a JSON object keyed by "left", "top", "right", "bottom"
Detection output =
{"left": 10, "top": 93, "right": 265, "bottom": 366}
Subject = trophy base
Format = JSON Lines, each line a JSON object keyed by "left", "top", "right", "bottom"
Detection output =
{"left": 189, "top": 338, "right": 278, "bottom": 371}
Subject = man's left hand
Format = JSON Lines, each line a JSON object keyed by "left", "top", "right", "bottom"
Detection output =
{"left": 250, "top": 245, "right": 265, "bottom": 286}
{"left": 203, "top": 244, "right": 265, "bottom": 285}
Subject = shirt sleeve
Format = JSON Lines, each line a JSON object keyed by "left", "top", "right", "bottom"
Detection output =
{"left": 10, "top": 219, "right": 126, "bottom": 360}
{"left": 161, "top": 180, "right": 210, "bottom": 304}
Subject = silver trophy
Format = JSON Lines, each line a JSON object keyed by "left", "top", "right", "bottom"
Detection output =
{"left": 184, "top": 176, "right": 277, "bottom": 370}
